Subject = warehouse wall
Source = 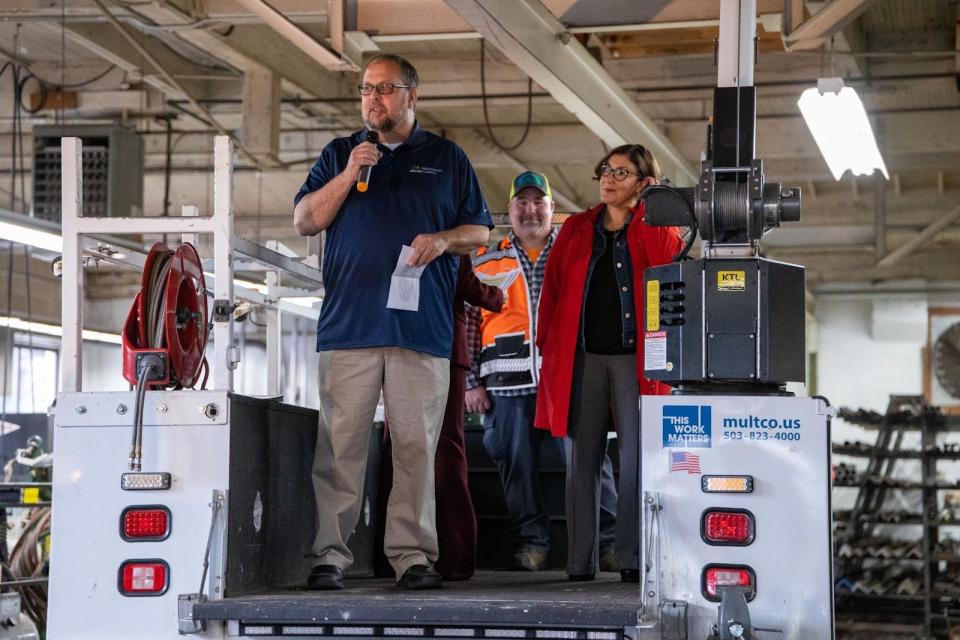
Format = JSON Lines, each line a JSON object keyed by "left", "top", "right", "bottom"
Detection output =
{"left": 816, "top": 297, "right": 926, "bottom": 413}
{"left": 821, "top": 292, "right": 960, "bottom": 514}
{"left": 817, "top": 291, "right": 960, "bottom": 439}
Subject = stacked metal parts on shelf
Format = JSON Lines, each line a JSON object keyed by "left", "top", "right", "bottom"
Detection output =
{"left": 833, "top": 396, "right": 960, "bottom": 639}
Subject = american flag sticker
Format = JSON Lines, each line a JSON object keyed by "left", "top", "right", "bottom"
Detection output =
{"left": 670, "top": 451, "right": 702, "bottom": 474}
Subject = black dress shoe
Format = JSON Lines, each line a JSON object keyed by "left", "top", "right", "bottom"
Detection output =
{"left": 568, "top": 573, "right": 596, "bottom": 582}
{"left": 398, "top": 565, "right": 442, "bottom": 590}
{"left": 307, "top": 564, "right": 344, "bottom": 590}
{"left": 620, "top": 569, "right": 640, "bottom": 583}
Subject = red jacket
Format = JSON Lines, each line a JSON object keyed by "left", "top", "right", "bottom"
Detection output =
{"left": 533, "top": 202, "right": 682, "bottom": 437}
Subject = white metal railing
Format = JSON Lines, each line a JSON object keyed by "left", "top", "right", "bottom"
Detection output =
{"left": 59, "top": 135, "right": 321, "bottom": 396}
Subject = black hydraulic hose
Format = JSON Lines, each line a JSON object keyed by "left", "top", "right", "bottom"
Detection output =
{"left": 129, "top": 364, "right": 154, "bottom": 472}
{"left": 677, "top": 219, "right": 698, "bottom": 261}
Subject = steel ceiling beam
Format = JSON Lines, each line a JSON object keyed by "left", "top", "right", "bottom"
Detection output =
{"left": 44, "top": 22, "right": 205, "bottom": 99}
{"left": 784, "top": 0, "right": 879, "bottom": 50}
{"left": 86, "top": 0, "right": 266, "bottom": 169}
{"left": 442, "top": 0, "right": 697, "bottom": 186}
{"left": 92, "top": 0, "right": 357, "bottom": 107}
{"left": 876, "top": 202, "right": 960, "bottom": 268}
{"left": 232, "top": 0, "right": 358, "bottom": 72}
{"left": 455, "top": 128, "right": 582, "bottom": 212}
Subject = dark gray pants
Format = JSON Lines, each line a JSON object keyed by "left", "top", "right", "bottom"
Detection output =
{"left": 483, "top": 393, "right": 619, "bottom": 554}
{"left": 566, "top": 352, "right": 640, "bottom": 576}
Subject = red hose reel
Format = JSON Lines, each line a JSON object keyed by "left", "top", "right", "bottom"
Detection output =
{"left": 122, "top": 242, "right": 209, "bottom": 388}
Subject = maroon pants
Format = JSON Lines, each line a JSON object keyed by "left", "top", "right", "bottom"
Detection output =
{"left": 377, "top": 365, "right": 476, "bottom": 580}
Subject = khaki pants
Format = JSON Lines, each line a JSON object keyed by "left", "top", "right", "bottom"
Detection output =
{"left": 310, "top": 347, "right": 449, "bottom": 578}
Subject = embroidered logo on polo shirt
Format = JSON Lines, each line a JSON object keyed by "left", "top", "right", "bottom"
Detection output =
{"left": 409, "top": 164, "right": 443, "bottom": 175}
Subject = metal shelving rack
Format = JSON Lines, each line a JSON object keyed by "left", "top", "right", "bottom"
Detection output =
{"left": 833, "top": 395, "right": 960, "bottom": 639}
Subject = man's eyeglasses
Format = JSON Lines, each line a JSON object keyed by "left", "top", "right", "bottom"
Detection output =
{"left": 358, "top": 82, "right": 413, "bottom": 96}
{"left": 595, "top": 164, "right": 643, "bottom": 181}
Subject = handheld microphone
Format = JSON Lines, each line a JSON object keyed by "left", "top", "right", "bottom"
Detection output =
{"left": 356, "top": 130, "right": 379, "bottom": 192}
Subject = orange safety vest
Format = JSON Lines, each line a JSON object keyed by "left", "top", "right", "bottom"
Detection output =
{"left": 473, "top": 237, "right": 540, "bottom": 391}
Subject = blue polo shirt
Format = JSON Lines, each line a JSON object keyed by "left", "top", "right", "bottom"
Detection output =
{"left": 294, "top": 123, "right": 492, "bottom": 359}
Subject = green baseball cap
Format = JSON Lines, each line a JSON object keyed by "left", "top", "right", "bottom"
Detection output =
{"left": 508, "top": 170, "right": 552, "bottom": 203}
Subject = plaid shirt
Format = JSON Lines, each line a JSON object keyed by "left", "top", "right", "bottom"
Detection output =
{"left": 466, "top": 229, "right": 557, "bottom": 397}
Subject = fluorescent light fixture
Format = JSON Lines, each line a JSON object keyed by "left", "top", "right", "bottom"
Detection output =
{"left": 0, "top": 210, "right": 272, "bottom": 298}
{"left": 0, "top": 220, "right": 63, "bottom": 253}
{"left": 0, "top": 316, "right": 122, "bottom": 344}
{"left": 797, "top": 78, "right": 888, "bottom": 181}
{"left": 83, "top": 329, "right": 124, "bottom": 345}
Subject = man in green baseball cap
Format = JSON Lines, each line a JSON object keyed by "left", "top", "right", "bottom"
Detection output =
{"left": 466, "top": 170, "right": 620, "bottom": 572}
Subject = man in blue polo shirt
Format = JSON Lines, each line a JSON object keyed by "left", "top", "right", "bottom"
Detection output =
{"left": 294, "top": 53, "right": 492, "bottom": 591}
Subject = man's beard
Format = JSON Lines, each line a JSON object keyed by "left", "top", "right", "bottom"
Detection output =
{"left": 364, "top": 112, "right": 397, "bottom": 134}
{"left": 518, "top": 217, "right": 545, "bottom": 231}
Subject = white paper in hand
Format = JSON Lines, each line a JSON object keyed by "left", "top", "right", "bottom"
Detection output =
{"left": 386, "top": 245, "right": 427, "bottom": 311}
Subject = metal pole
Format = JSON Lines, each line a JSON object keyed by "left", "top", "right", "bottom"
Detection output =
{"left": 213, "top": 136, "right": 237, "bottom": 391}
{"left": 60, "top": 137, "right": 84, "bottom": 393}
{"left": 289, "top": 317, "right": 299, "bottom": 404}
{"left": 718, "top": 0, "right": 756, "bottom": 88}
{"left": 265, "top": 270, "right": 281, "bottom": 397}
{"left": 298, "top": 319, "right": 308, "bottom": 406}
{"left": 181, "top": 204, "right": 200, "bottom": 248}
{"left": 874, "top": 170, "right": 886, "bottom": 260}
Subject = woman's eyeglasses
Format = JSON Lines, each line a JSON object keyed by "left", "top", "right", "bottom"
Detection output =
{"left": 595, "top": 164, "right": 642, "bottom": 181}
{"left": 357, "top": 82, "right": 413, "bottom": 96}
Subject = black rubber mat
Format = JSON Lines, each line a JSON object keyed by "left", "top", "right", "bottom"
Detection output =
{"left": 194, "top": 570, "right": 641, "bottom": 628}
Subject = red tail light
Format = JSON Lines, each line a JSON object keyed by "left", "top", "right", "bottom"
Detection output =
{"left": 121, "top": 506, "right": 171, "bottom": 541}
{"left": 701, "top": 508, "right": 755, "bottom": 546}
{"left": 702, "top": 564, "right": 755, "bottom": 602}
{"left": 118, "top": 560, "right": 169, "bottom": 596}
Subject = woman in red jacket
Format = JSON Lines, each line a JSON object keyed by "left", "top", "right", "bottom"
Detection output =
{"left": 534, "top": 144, "right": 681, "bottom": 582}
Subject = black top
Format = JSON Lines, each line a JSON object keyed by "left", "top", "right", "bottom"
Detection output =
{"left": 583, "top": 228, "right": 636, "bottom": 355}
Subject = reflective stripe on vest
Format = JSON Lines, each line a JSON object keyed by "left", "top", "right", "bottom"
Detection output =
{"left": 474, "top": 238, "right": 537, "bottom": 390}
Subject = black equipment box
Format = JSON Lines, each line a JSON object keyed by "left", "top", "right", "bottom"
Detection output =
{"left": 643, "top": 257, "right": 805, "bottom": 387}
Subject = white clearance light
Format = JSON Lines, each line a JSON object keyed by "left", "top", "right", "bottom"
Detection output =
{"left": 797, "top": 78, "right": 888, "bottom": 181}
{"left": 120, "top": 472, "right": 172, "bottom": 491}
{"left": 0, "top": 316, "right": 122, "bottom": 345}
{"left": 0, "top": 220, "right": 63, "bottom": 253}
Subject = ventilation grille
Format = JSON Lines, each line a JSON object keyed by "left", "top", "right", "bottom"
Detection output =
{"left": 33, "top": 143, "right": 110, "bottom": 221}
